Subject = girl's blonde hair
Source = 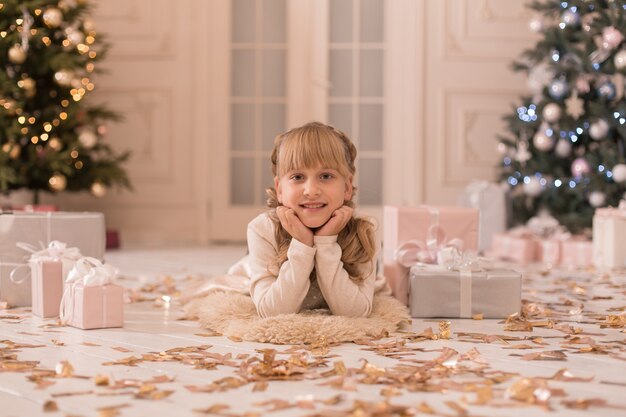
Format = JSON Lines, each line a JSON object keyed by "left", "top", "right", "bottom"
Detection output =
{"left": 266, "top": 122, "right": 376, "bottom": 281}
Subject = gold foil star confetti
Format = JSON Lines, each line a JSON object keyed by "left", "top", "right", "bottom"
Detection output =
{"left": 438, "top": 321, "right": 451, "bottom": 339}
{"left": 54, "top": 360, "right": 74, "bottom": 377}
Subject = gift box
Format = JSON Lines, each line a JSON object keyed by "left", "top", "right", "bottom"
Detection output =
{"left": 536, "top": 239, "right": 561, "bottom": 264}
{"left": 63, "top": 284, "right": 124, "bottom": 329}
{"left": 60, "top": 257, "right": 123, "bottom": 330}
{"left": 409, "top": 266, "right": 521, "bottom": 318}
{"left": 30, "top": 260, "right": 63, "bottom": 318}
{"left": 383, "top": 205, "right": 479, "bottom": 305}
{"left": 0, "top": 212, "right": 104, "bottom": 307}
{"left": 561, "top": 238, "right": 593, "bottom": 267}
{"left": 458, "top": 181, "right": 507, "bottom": 252}
{"left": 490, "top": 230, "right": 538, "bottom": 264}
{"left": 593, "top": 205, "right": 626, "bottom": 269}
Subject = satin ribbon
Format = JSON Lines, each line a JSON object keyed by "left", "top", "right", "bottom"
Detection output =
{"left": 8, "top": 240, "right": 82, "bottom": 286}
{"left": 59, "top": 257, "right": 118, "bottom": 326}
{"left": 2, "top": 212, "right": 56, "bottom": 285}
{"left": 395, "top": 207, "right": 464, "bottom": 267}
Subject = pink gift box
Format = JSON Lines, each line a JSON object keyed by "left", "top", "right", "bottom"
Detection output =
{"left": 537, "top": 239, "right": 561, "bottom": 264}
{"left": 66, "top": 284, "right": 124, "bottom": 329}
{"left": 383, "top": 205, "right": 479, "bottom": 305}
{"left": 30, "top": 260, "right": 63, "bottom": 318}
{"left": 490, "top": 232, "right": 537, "bottom": 264}
{"left": 561, "top": 238, "right": 593, "bottom": 267}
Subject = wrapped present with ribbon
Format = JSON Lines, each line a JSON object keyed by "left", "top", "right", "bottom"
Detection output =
{"left": 593, "top": 200, "right": 626, "bottom": 269}
{"left": 60, "top": 257, "right": 124, "bottom": 330}
{"left": 409, "top": 256, "right": 521, "bottom": 319}
{"left": 26, "top": 241, "right": 82, "bottom": 318}
{"left": 490, "top": 227, "right": 538, "bottom": 264}
{"left": 458, "top": 180, "right": 507, "bottom": 252}
{"left": 0, "top": 211, "right": 105, "bottom": 307}
{"left": 383, "top": 205, "right": 479, "bottom": 305}
{"left": 561, "top": 236, "right": 593, "bottom": 267}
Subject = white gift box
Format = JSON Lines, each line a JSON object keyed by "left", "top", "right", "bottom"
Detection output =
{"left": 0, "top": 212, "right": 105, "bottom": 307}
{"left": 593, "top": 204, "right": 626, "bottom": 269}
{"left": 409, "top": 265, "right": 521, "bottom": 319}
{"left": 458, "top": 181, "right": 507, "bottom": 252}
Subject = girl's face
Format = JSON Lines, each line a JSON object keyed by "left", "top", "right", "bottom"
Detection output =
{"left": 275, "top": 164, "right": 353, "bottom": 229}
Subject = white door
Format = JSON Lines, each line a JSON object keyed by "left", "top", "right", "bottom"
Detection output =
{"left": 209, "top": 0, "right": 393, "bottom": 241}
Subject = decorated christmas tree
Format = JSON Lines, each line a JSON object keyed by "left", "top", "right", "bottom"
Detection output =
{"left": 498, "top": 0, "right": 626, "bottom": 233}
{"left": 0, "top": 0, "right": 130, "bottom": 205}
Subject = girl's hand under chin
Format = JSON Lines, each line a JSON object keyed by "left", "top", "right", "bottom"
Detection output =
{"left": 276, "top": 206, "right": 314, "bottom": 246}
{"left": 316, "top": 205, "right": 353, "bottom": 237}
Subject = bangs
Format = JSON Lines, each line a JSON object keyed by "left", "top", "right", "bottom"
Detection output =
{"left": 276, "top": 127, "right": 352, "bottom": 177}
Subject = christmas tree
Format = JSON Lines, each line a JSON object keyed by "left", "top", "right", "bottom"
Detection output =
{"left": 498, "top": 0, "right": 626, "bottom": 233}
{"left": 0, "top": 0, "right": 130, "bottom": 204}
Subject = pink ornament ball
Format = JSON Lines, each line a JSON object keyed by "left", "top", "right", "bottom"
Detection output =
{"left": 571, "top": 158, "right": 591, "bottom": 177}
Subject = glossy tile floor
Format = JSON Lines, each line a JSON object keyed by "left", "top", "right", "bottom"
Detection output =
{"left": 1, "top": 246, "right": 625, "bottom": 417}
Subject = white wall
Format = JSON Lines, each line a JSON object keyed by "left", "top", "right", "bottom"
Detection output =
{"left": 14, "top": 0, "right": 536, "bottom": 244}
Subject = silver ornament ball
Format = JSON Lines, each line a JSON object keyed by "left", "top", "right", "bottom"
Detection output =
{"left": 589, "top": 119, "right": 610, "bottom": 140}
{"left": 542, "top": 103, "right": 561, "bottom": 123}
{"left": 561, "top": 9, "right": 580, "bottom": 26}
{"left": 612, "top": 163, "right": 626, "bottom": 183}
{"left": 8, "top": 44, "right": 27, "bottom": 64}
{"left": 555, "top": 139, "right": 572, "bottom": 157}
{"left": 54, "top": 70, "right": 74, "bottom": 87}
{"left": 533, "top": 131, "right": 554, "bottom": 151}
{"left": 49, "top": 173, "right": 67, "bottom": 191}
{"left": 78, "top": 130, "right": 97, "bottom": 148}
{"left": 43, "top": 7, "right": 63, "bottom": 28}
{"left": 523, "top": 177, "right": 543, "bottom": 197}
{"left": 91, "top": 182, "right": 107, "bottom": 198}
{"left": 588, "top": 191, "right": 606, "bottom": 208}
{"left": 615, "top": 50, "right": 626, "bottom": 70}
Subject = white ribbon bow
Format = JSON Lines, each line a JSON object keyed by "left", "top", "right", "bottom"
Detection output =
{"left": 395, "top": 224, "right": 465, "bottom": 267}
{"left": 59, "top": 257, "right": 119, "bottom": 324}
{"left": 9, "top": 240, "right": 82, "bottom": 285}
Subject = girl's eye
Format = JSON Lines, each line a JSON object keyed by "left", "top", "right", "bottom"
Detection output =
{"left": 320, "top": 173, "right": 334, "bottom": 180}
{"left": 290, "top": 174, "right": 304, "bottom": 181}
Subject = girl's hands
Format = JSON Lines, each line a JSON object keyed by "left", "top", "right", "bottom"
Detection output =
{"left": 276, "top": 206, "right": 314, "bottom": 247}
{"left": 315, "top": 206, "right": 353, "bottom": 237}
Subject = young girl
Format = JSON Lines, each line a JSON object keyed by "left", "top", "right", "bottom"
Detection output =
{"left": 234, "top": 121, "right": 390, "bottom": 318}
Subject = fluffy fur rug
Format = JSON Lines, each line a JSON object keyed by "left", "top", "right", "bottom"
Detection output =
{"left": 183, "top": 291, "right": 410, "bottom": 344}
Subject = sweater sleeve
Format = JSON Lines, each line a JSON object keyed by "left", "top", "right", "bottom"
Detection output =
{"left": 313, "top": 235, "right": 376, "bottom": 317}
{"left": 247, "top": 214, "right": 316, "bottom": 318}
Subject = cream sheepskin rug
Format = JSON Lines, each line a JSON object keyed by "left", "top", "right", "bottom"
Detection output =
{"left": 184, "top": 291, "right": 410, "bottom": 344}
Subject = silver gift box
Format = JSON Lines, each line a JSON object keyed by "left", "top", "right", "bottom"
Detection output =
{"left": 409, "top": 266, "right": 521, "bottom": 319}
{"left": 0, "top": 211, "right": 106, "bottom": 307}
